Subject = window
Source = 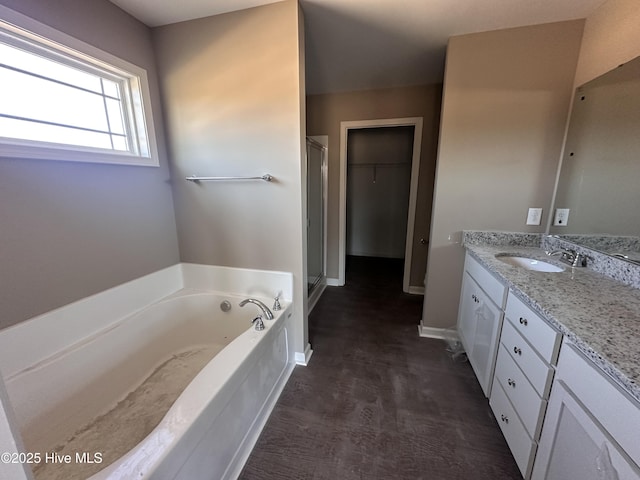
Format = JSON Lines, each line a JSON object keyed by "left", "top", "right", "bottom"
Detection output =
{"left": 0, "top": 7, "right": 158, "bottom": 166}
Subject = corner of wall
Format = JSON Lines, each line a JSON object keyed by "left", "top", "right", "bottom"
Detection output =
{"left": 573, "top": 0, "right": 640, "bottom": 87}
{"left": 423, "top": 19, "right": 585, "bottom": 330}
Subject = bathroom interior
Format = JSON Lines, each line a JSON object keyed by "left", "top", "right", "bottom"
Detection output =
{"left": 0, "top": 0, "right": 639, "bottom": 478}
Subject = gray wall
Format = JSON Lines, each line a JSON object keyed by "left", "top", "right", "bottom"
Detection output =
{"left": 422, "top": 20, "right": 584, "bottom": 330}
{"left": 0, "top": 0, "right": 180, "bottom": 330}
{"left": 153, "top": 1, "right": 308, "bottom": 352}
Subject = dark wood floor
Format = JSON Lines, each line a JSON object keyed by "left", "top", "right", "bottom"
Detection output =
{"left": 239, "top": 256, "right": 521, "bottom": 480}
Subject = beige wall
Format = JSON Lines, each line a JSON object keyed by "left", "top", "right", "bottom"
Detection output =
{"left": 306, "top": 84, "right": 442, "bottom": 287}
{"left": 0, "top": 0, "right": 179, "bottom": 330}
{"left": 573, "top": 0, "right": 640, "bottom": 88}
{"left": 422, "top": 20, "right": 584, "bottom": 330}
{"left": 153, "top": 1, "right": 308, "bottom": 352}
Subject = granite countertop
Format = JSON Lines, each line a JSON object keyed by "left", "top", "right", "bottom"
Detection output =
{"left": 464, "top": 243, "right": 640, "bottom": 404}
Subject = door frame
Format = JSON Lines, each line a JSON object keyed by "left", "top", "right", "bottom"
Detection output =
{"left": 338, "top": 117, "right": 423, "bottom": 293}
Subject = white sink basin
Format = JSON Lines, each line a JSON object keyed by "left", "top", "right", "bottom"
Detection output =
{"left": 496, "top": 255, "right": 565, "bottom": 272}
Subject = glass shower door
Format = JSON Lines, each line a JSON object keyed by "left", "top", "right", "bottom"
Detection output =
{"left": 307, "top": 138, "right": 325, "bottom": 294}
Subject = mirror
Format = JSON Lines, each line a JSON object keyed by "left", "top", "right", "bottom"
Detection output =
{"left": 549, "top": 55, "right": 640, "bottom": 263}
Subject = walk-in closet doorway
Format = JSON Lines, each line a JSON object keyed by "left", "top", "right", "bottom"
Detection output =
{"left": 338, "top": 118, "right": 424, "bottom": 293}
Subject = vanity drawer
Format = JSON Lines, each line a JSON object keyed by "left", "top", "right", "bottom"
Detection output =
{"left": 494, "top": 343, "right": 547, "bottom": 439}
{"left": 490, "top": 379, "right": 537, "bottom": 478}
{"left": 505, "top": 293, "right": 561, "bottom": 365}
{"left": 465, "top": 254, "right": 507, "bottom": 307}
{"left": 501, "top": 320, "right": 555, "bottom": 398}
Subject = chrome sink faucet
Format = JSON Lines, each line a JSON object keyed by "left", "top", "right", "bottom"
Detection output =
{"left": 239, "top": 298, "right": 274, "bottom": 320}
{"left": 546, "top": 248, "right": 589, "bottom": 267}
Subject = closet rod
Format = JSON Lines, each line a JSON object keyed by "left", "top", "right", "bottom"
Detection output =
{"left": 348, "top": 162, "right": 409, "bottom": 167}
{"left": 185, "top": 174, "right": 274, "bottom": 182}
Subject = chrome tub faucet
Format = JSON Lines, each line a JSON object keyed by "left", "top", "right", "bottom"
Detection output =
{"left": 239, "top": 298, "right": 274, "bottom": 320}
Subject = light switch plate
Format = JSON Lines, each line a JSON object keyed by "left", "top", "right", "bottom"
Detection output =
{"left": 526, "top": 208, "right": 543, "bottom": 225}
{"left": 553, "top": 208, "right": 570, "bottom": 226}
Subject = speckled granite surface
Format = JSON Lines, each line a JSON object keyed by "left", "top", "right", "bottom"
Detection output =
{"left": 463, "top": 231, "right": 542, "bottom": 247}
{"left": 463, "top": 241, "right": 640, "bottom": 404}
{"left": 463, "top": 230, "right": 640, "bottom": 288}
{"left": 544, "top": 236, "right": 640, "bottom": 289}
{"left": 558, "top": 234, "right": 640, "bottom": 259}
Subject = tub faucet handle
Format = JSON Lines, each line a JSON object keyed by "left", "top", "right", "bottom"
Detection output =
{"left": 273, "top": 294, "right": 282, "bottom": 311}
{"left": 252, "top": 315, "right": 265, "bottom": 331}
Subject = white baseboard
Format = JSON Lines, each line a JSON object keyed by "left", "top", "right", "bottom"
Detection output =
{"left": 417, "top": 324, "right": 459, "bottom": 342}
{"left": 326, "top": 278, "right": 342, "bottom": 287}
{"left": 294, "top": 343, "right": 313, "bottom": 366}
{"left": 407, "top": 286, "right": 425, "bottom": 295}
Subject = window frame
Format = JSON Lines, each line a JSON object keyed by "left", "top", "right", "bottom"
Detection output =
{"left": 0, "top": 5, "right": 159, "bottom": 167}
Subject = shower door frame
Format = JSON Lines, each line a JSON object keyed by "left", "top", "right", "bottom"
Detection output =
{"left": 306, "top": 135, "right": 328, "bottom": 311}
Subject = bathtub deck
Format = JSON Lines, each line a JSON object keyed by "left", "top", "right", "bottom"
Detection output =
{"left": 33, "top": 344, "right": 225, "bottom": 480}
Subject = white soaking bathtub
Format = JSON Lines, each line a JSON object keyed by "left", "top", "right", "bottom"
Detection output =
{"left": 0, "top": 264, "right": 295, "bottom": 480}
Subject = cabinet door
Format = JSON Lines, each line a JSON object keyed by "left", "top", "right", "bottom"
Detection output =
{"left": 532, "top": 380, "right": 640, "bottom": 480}
{"left": 458, "top": 273, "right": 479, "bottom": 357}
{"left": 457, "top": 272, "right": 503, "bottom": 397}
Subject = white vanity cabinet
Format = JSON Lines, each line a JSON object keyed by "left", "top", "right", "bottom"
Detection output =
{"left": 457, "top": 253, "right": 507, "bottom": 397}
{"left": 489, "top": 292, "right": 562, "bottom": 478}
{"left": 532, "top": 341, "right": 640, "bottom": 480}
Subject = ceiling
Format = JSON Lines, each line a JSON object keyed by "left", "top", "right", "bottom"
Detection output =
{"left": 109, "top": 0, "right": 608, "bottom": 95}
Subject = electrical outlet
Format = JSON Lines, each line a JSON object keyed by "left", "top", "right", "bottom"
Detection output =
{"left": 553, "top": 208, "right": 570, "bottom": 226}
{"left": 526, "top": 208, "right": 543, "bottom": 226}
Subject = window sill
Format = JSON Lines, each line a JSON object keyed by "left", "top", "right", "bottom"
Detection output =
{"left": 0, "top": 140, "right": 159, "bottom": 167}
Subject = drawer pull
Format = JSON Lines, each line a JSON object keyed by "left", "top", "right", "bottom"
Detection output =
{"left": 513, "top": 346, "right": 522, "bottom": 356}
{"left": 519, "top": 317, "right": 528, "bottom": 326}
{"left": 501, "top": 414, "right": 509, "bottom": 424}
{"left": 507, "top": 378, "right": 516, "bottom": 388}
